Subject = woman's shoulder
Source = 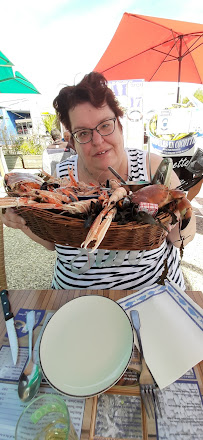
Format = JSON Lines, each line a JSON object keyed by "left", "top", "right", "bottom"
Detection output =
{"left": 127, "top": 148, "right": 147, "bottom": 157}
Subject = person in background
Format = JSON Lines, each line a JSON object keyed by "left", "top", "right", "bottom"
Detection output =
{"left": 63, "top": 130, "right": 71, "bottom": 142}
{"left": 1, "top": 72, "right": 196, "bottom": 290}
{"left": 63, "top": 130, "right": 75, "bottom": 154}
{"left": 43, "top": 129, "right": 75, "bottom": 173}
{"left": 47, "top": 128, "right": 75, "bottom": 154}
{"left": 47, "top": 128, "right": 64, "bottom": 149}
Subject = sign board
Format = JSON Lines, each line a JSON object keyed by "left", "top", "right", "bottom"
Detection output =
{"left": 157, "top": 107, "right": 203, "bottom": 135}
{"left": 150, "top": 132, "right": 198, "bottom": 157}
{"left": 149, "top": 105, "right": 203, "bottom": 182}
{"left": 108, "top": 79, "right": 144, "bottom": 149}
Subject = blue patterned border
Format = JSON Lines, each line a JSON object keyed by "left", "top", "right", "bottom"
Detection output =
{"left": 180, "top": 368, "right": 196, "bottom": 380}
{"left": 118, "top": 284, "right": 165, "bottom": 309}
{"left": 165, "top": 280, "right": 203, "bottom": 331}
{"left": 118, "top": 281, "right": 203, "bottom": 332}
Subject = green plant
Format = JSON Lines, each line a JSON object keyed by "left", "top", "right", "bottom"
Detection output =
{"left": 1, "top": 127, "right": 24, "bottom": 154}
{"left": 182, "top": 96, "right": 189, "bottom": 104}
{"left": 18, "top": 135, "right": 44, "bottom": 155}
{"left": 42, "top": 113, "right": 60, "bottom": 133}
{"left": 1, "top": 124, "right": 47, "bottom": 155}
{"left": 194, "top": 88, "right": 203, "bottom": 103}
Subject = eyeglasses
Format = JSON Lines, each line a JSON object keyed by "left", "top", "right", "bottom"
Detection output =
{"left": 71, "top": 117, "right": 116, "bottom": 144}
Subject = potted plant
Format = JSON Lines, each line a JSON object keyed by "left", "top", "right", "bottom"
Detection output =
{"left": 1, "top": 128, "right": 24, "bottom": 170}
{"left": 18, "top": 135, "right": 44, "bottom": 168}
{"left": 1, "top": 127, "right": 45, "bottom": 170}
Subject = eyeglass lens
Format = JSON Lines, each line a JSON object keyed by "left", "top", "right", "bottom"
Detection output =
{"left": 73, "top": 118, "right": 116, "bottom": 144}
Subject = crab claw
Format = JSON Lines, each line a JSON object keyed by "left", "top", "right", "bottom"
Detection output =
{"left": 175, "top": 198, "right": 193, "bottom": 229}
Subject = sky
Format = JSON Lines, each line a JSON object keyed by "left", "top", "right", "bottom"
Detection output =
{"left": 0, "top": 0, "right": 203, "bottom": 114}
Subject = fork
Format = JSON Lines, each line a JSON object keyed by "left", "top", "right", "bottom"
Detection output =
{"left": 130, "top": 310, "right": 162, "bottom": 418}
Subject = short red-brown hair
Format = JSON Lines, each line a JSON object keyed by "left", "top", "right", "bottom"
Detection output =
{"left": 53, "top": 72, "right": 124, "bottom": 132}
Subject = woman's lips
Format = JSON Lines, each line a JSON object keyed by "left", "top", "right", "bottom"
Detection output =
{"left": 94, "top": 149, "right": 109, "bottom": 157}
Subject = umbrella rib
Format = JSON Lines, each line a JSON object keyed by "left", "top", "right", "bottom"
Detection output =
{"left": 101, "top": 42, "right": 176, "bottom": 74}
{"left": 0, "top": 78, "right": 13, "bottom": 83}
{"left": 151, "top": 32, "right": 182, "bottom": 60}
{"left": 0, "top": 78, "right": 39, "bottom": 93}
{"left": 149, "top": 41, "right": 178, "bottom": 80}
{"left": 151, "top": 47, "right": 178, "bottom": 60}
{"left": 101, "top": 32, "right": 203, "bottom": 79}
{"left": 181, "top": 35, "right": 203, "bottom": 57}
{"left": 152, "top": 40, "right": 203, "bottom": 62}
{"left": 101, "top": 35, "right": 182, "bottom": 73}
{"left": 15, "top": 79, "right": 38, "bottom": 92}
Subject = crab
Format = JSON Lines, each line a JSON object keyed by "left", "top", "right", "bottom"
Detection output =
{"left": 131, "top": 184, "right": 192, "bottom": 229}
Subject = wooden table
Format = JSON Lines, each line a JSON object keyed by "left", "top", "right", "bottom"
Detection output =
{"left": 0, "top": 288, "right": 203, "bottom": 440}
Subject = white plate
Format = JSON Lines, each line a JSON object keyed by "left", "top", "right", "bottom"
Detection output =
{"left": 39, "top": 295, "right": 133, "bottom": 397}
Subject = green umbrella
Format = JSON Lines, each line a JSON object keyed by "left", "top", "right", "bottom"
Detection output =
{"left": 0, "top": 50, "right": 40, "bottom": 94}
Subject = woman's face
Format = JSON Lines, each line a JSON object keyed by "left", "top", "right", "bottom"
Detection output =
{"left": 69, "top": 102, "right": 126, "bottom": 180}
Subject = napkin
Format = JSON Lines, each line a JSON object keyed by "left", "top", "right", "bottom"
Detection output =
{"left": 117, "top": 278, "right": 203, "bottom": 389}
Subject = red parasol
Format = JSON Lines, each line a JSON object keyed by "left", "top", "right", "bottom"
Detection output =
{"left": 94, "top": 13, "right": 203, "bottom": 102}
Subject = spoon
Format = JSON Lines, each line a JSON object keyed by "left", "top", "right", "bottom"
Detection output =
{"left": 108, "top": 166, "right": 126, "bottom": 184}
{"left": 18, "top": 310, "right": 42, "bottom": 402}
{"left": 108, "top": 166, "right": 150, "bottom": 191}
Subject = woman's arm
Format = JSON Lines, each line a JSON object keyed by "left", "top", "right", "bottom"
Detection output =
{"left": 1, "top": 170, "right": 59, "bottom": 250}
{"left": 148, "top": 153, "right": 196, "bottom": 248}
{"left": 1, "top": 208, "right": 55, "bottom": 251}
{"left": 167, "top": 211, "right": 196, "bottom": 248}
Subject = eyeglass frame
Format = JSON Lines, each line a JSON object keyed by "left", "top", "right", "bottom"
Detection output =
{"left": 71, "top": 117, "right": 117, "bottom": 144}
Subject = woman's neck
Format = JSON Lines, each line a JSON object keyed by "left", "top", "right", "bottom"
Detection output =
{"left": 77, "top": 154, "right": 128, "bottom": 185}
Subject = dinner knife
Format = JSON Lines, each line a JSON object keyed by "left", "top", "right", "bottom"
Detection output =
{"left": 0, "top": 289, "right": 18, "bottom": 365}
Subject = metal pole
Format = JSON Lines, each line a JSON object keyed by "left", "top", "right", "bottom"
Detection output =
{"left": 177, "top": 35, "right": 183, "bottom": 103}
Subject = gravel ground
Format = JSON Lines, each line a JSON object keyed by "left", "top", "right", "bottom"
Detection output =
{"left": 3, "top": 228, "right": 56, "bottom": 289}
{"left": 2, "top": 189, "right": 202, "bottom": 291}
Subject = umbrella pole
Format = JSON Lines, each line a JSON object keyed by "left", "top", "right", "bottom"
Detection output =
{"left": 177, "top": 85, "right": 180, "bottom": 103}
{"left": 177, "top": 35, "right": 183, "bottom": 103}
{"left": 147, "top": 136, "right": 152, "bottom": 182}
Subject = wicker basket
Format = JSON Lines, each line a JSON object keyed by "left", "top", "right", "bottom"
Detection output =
{"left": 15, "top": 206, "right": 171, "bottom": 251}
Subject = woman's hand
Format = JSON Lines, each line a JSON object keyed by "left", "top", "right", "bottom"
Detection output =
{"left": 1, "top": 208, "right": 28, "bottom": 231}
{"left": 167, "top": 210, "right": 196, "bottom": 248}
{"left": 1, "top": 208, "right": 55, "bottom": 251}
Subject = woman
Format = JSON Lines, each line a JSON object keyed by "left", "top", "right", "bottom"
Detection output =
{"left": 2, "top": 72, "right": 196, "bottom": 290}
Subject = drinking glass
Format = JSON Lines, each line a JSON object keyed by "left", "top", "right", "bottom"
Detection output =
{"left": 15, "top": 394, "right": 78, "bottom": 440}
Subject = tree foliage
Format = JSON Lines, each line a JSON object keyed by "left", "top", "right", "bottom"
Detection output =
{"left": 194, "top": 88, "right": 203, "bottom": 103}
{"left": 182, "top": 96, "right": 189, "bottom": 104}
{"left": 42, "top": 113, "right": 60, "bottom": 133}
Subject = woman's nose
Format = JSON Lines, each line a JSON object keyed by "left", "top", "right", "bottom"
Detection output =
{"left": 91, "top": 129, "right": 103, "bottom": 145}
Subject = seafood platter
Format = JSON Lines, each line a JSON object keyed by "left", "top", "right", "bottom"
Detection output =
{"left": 0, "top": 165, "right": 192, "bottom": 251}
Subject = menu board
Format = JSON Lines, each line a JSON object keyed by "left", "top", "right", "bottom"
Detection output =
{"left": 156, "top": 380, "right": 203, "bottom": 440}
{"left": 94, "top": 394, "right": 142, "bottom": 439}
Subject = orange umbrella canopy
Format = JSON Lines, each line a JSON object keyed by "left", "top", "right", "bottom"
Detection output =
{"left": 94, "top": 13, "right": 203, "bottom": 101}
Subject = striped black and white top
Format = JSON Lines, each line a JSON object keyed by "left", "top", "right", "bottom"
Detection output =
{"left": 52, "top": 149, "right": 185, "bottom": 290}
